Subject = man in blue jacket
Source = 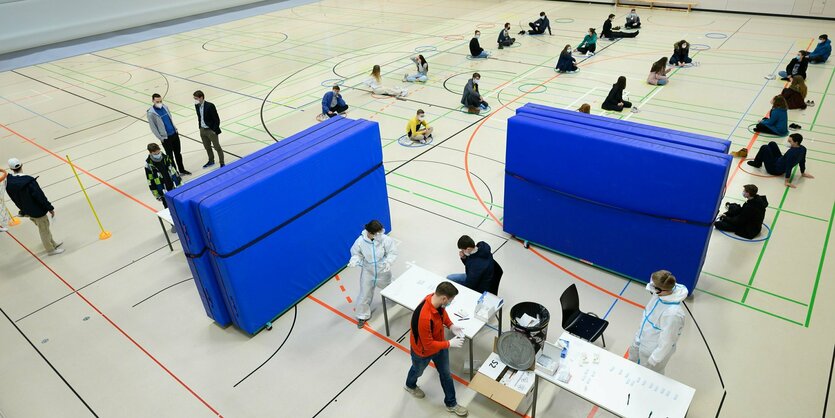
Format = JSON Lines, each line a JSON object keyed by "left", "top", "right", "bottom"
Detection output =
{"left": 5, "top": 158, "right": 64, "bottom": 255}
{"left": 321, "top": 85, "right": 348, "bottom": 118}
{"left": 807, "top": 34, "right": 831, "bottom": 64}
{"left": 747, "top": 133, "right": 815, "bottom": 188}
{"left": 447, "top": 235, "right": 495, "bottom": 293}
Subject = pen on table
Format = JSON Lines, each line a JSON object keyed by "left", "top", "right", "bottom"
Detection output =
{"left": 648, "top": 412, "right": 652, "bottom": 418}
{"left": 459, "top": 318, "right": 470, "bottom": 321}
{"left": 627, "top": 393, "right": 630, "bottom": 405}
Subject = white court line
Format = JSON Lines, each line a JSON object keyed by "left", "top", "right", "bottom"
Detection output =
{"left": 623, "top": 85, "right": 663, "bottom": 121}
{"left": 565, "top": 87, "right": 597, "bottom": 109}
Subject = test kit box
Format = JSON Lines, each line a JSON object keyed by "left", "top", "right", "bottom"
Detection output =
{"left": 469, "top": 352, "right": 536, "bottom": 414}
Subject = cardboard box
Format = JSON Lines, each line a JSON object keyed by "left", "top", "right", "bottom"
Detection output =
{"left": 469, "top": 352, "right": 536, "bottom": 414}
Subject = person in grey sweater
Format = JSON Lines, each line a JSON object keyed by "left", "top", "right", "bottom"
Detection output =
{"left": 147, "top": 93, "right": 191, "bottom": 175}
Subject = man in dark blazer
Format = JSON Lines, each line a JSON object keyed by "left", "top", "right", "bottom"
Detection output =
{"left": 193, "top": 90, "right": 225, "bottom": 168}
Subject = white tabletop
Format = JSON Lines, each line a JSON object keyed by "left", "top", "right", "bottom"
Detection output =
{"left": 537, "top": 332, "right": 695, "bottom": 418}
{"left": 381, "top": 265, "right": 489, "bottom": 339}
{"left": 157, "top": 208, "right": 173, "bottom": 225}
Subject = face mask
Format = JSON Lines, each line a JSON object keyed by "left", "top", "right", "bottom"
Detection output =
{"left": 150, "top": 153, "right": 163, "bottom": 162}
{"left": 441, "top": 300, "right": 451, "bottom": 309}
{"left": 742, "top": 192, "right": 749, "bottom": 198}
{"left": 682, "top": 44, "right": 688, "bottom": 49}
{"left": 194, "top": 99, "right": 201, "bottom": 105}
{"left": 417, "top": 115, "right": 425, "bottom": 121}
{"left": 154, "top": 103, "right": 163, "bottom": 109}
{"left": 475, "top": 34, "right": 480, "bottom": 39}
{"left": 786, "top": 142, "right": 792, "bottom": 148}
{"left": 473, "top": 79, "right": 479, "bottom": 85}
{"left": 567, "top": 49, "right": 572, "bottom": 54}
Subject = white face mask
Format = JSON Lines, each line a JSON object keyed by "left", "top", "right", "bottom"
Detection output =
{"left": 742, "top": 192, "right": 749, "bottom": 198}
{"left": 154, "top": 102, "right": 163, "bottom": 109}
{"left": 150, "top": 153, "right": 163, "bottom": 162}
{"left": 475, "top": 34, "right": 480, "bottom": 39}
{"left": 682, "top": 44, "right": 688, "bottom": 49}
{"left": 194, "top": 99, "right": 201, "bottom": 105}
{"left": 473, "top": 79, "right": 479, "bottom": 85}
{"left": 417, "top": 115, "right": 425, "bottom": 121}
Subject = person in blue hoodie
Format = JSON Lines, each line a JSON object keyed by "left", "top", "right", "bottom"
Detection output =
{"left": 807, "top": 34, "right": 831, "bottom": 64}
{"left": 497, "top": 22, "right": 516, "bottom": 49}
{"left": 556, "top": 45, "right": 579, "bottom": 73}
{"left": 447, "top": 235, "right": 495, "bottom": 294}
{"left": 753, "top": 96, "right": 789, "bottom": 136}
{"left": 321, "top": 85, "right": 348, "bottom": 118}
{"left": 747, "top": 133, "right": 814, "bottom": 188}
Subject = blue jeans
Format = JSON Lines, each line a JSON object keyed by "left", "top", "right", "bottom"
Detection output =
{"left": 406, "top": 349, "right": 457, "bottom": 407}
{"left": 447, "top": 273, "right": 467, "bottom": 284}
{"left": 406, "top": 73, "right": 428, "bottom": 82}
{"left": 657, "top": 78, "right": 668, "bottom": 85}
{"left": 475, "top": 51, "right": 490, "bottom": 58}
{"left": 778, "top": 71, "right": 789, "bottom": 78}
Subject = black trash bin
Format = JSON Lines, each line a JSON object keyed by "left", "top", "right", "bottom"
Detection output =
{"left": 510, "top": 302, "right": 550, "bottom": 353}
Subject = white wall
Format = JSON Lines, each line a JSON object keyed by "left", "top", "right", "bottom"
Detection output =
{"left": 565, "top": 0, "right": 835, "bottom": 18}
{"left": 0, "top": 0, "right": 271, "bottom": 55}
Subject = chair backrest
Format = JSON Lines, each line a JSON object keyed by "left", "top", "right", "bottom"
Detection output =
{"left": 559, "top": 284, "right": 581, "bottom": 329}
{"left": 488, "top": 259, "right": 503, "bottom": 295}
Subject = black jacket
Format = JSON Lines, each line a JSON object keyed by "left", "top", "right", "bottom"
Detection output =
{"left": 602, "top": 19, "right": 613, "bottom": 38}
{"left": 725, "top": 195, "right": 768, "bottom": 239}
{"left": 461, "top": 241, "right": 495, "bottom": 293}
{"left": 602, "top": 83, "right": 624, "bottom": 110}
{"left": 195, "top": 101, "right": 222, "bottom": 134}
{"left": 784, "top": 57, "right": 808, "bottom": 80}
{"left": 469, "top": 38, "right": 484, "bottom": 56}
{"left": 6, "top": 174, "right": 53, "bottom": 218}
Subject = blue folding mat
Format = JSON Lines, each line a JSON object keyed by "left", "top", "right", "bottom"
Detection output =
{"left": 516, "top": 103, "right": 731, "bottom": 153}
{"left": 503, "top": 110, "right": 732, "bottom": 292}
{"left": 190, "top": 119, "right": 388, "bottom": 334}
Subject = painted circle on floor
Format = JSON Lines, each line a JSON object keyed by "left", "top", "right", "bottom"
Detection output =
{"left": 739, "top": 159, "right": 780, "bottom": 177}
{"left": 202, "top": 32, "right": 288, "bottom": 52}
{"left": 444, "top": 34, "right": 465, "bottom": 41}
{"left": 507, "top": 41, "right": 522, "bottom": 48}
{"left": 717, "top": 222, "right": 772, "bottom": 242}
{"left": 415, "top": 46, "right": 438, "bottom": 53}
{"left": 320, "top": 78, "right": 345, "bottom": 87}
{"left": 747, "top": 123, "right": 785, "bottom": 138}
{"left": 477, "top": 23, "right": 496, "bottom": 29}
{"left": 466, "top": 55, "right": 490, "bottom": 60}
{"left": 518, "top": 83, "right": 548, "bottom": 94}
{"left": 705, "top": 32, "right": 728, "bottom": 39}
{"left": 398, "top": 134, "right": 435, "bottom": 147}
{"left": 691, "top": 44, "right": 711, "bottom": 51}
{"left": 554, "top": 18, "right": 574, "bottom": 23}
{"left": 460, "top": 105, "right": 491, "bottom": 114}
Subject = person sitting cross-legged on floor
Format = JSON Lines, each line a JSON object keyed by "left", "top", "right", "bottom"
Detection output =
{"left": 714, "top": 184, "right": 768, "bottom": 239}
{"left": 406, "top": 109, "right": 434, "bottom": 144}
{"left": 469, "top": 30, "right": 490, "bottom": 58}
{"left": 321, "top": 85, "right": 348, "bottom": 118}
{"left": 461, "top": 73, "right": 489, "bottom": 114}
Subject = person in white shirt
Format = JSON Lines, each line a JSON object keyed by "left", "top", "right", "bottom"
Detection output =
{"left": 365, "top": 65, "right": 408, "bottom": 97}
{"left": 348, "top": 220, "right": 399, "bottom": 328}
{"left": 628, "top": 270, "right": 687, "bottom": 375}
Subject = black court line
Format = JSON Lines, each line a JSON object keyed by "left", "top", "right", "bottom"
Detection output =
{"left": 717, "top": 17, "right": 751, "bottom": 49}
{"left": 389, "top": 196, "right": 508, "bottom": 242}
{"left": 1, "top": 306, "right": 99, "bottom": 417}
{"left": 10, "top": 70, "right": 244, "bottom": 159}
{"left": 53, "top": 116, "right": 130, "bottom": 140}
{"left": 233, "top": 306, "right": 297, "bottom": 387}
{"left": 825, "top": 343, "right": 834, "bottom": 418}
{"left": 683, "top": 301, "right": 728, "bottom": 418}
{"left": 132, "top": 278, "right": 194, "bottom": 308}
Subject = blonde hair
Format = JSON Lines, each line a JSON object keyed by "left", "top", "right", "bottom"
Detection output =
{"left": 651, "top": 270, "right": 676, "bottom": 290}
{"left": 789, "top": 76, "right": 807, "bottom": 99}
{"left": 577, "top": 103, "right": 591, "bottom": 113}
{"left": 370, "top": 65, "right": 381, "bottom": 82}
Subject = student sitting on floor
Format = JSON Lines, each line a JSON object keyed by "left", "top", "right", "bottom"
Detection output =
{"left": 521, "top": 12, "right": 552, "bottom": 35}
{"left": 781, "top": 76, "right": 808, "bottom": 110}
{"left": 321, "top": 85, "right": 348, "bottom": 118}
{"left": 807, "top": 34, "right": 831, "bottom": 63}
{"left": 461, "top": 73, "right": 489, "bottom": 114}
{"left": 498, "top": 23, "right": 516, "bottom": 49}
{"left": 714, "top": 184, "right": 768, "bottom": 239}
{"left": 602, "top": 14, "right": 639, "bottom": 39}
{"left": 556, "top": 45, "right": 579, "bottom": 73}
{"left": 647, "top": 57, "right": 672, "bottom": 85}
{"left": 602, "top": 76, "right": 632, "bottom": 112}
{"left": 578, "top": 103, "right": 591, "bottom": 113}
{"left": 404, "top": 55, "right": 428, "bottom": 83}
{"left": 670, "top": 40, "right": 693, "bottom": 66}
{"left": 469, "top": 30, "right": 490, "bottom": 58}
{"left": 576, "top": 28, "right": 598, "bottom": 56}
{"left": 406, "top": 109, "right": 434, "bottom": 144}
{"left": 747, "top": 133, "right": 814, "bottom": 188}
{"left": 779, "top": 51, "right": 808, "bottom": 81}
{"left": 365, "top": 65, "right": 408, "bottom": 97}
{"left": 625, "top": 8, "right": 641, "bottom": 29}
{"left": 753, "top": 96, "right": 789, "bottom": 136}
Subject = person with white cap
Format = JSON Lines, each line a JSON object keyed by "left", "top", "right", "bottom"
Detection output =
{"left": 0, "top": 166, "right": 9, "bottom": 232}
{"left": 627, "top": 270, "right": 687, "bottom": 375}
{"left": 5, "top": 158, "right": 64, "bottom": 255}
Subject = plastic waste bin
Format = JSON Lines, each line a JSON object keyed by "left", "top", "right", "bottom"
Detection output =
{"left": 510, "top": 302, "right": 550, "bottom": 353}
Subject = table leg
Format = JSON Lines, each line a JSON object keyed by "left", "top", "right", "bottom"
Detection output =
{"left": 498, "top": 307, "right": 503, "bottom": 336}
{"left": 159, "top": 218, "right": 173, "bottom": 251}
{"left": 469, "top": 337, "right": 474, "bottom": 379}
{"left": 382, "top": 295, "right": 390, "bottom": 336}
{"left": 531, "top": 374, "right": 538, "bottom": 418}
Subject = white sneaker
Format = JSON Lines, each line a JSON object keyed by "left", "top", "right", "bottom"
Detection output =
{"left": 446, "top": 404, "right": 468, "bottom": 416}
{"left": 404, "top": 73, "right": 409, "bottom": 82}
{"left": 630, "top": 107, "right": 640, "bottom": 113}
{"left": 48, "top": 248, "right": 65, "bottom": 256}
{"left": 404, "top": 386, "right": 425, "bottom": 398}
{"left": 586, "top": 51, "right": 593, "bottom": 57}
{"left": 0, "top": 226, "right": 7, "bottom": 232}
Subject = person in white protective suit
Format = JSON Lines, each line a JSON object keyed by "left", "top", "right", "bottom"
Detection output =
{"left": 628, "top": 270, "right": 688, "bottom": 375}
{"left": 348, "top": 220, "right": 398, "bottom": 329}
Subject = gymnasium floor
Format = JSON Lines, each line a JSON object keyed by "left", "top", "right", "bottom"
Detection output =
{"left": 1, "top": 0, "right": 833, "bottom": 417}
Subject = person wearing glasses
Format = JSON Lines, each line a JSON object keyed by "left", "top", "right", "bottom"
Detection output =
{"left": 627, "top": 270, "right": 687, "bottom": 375}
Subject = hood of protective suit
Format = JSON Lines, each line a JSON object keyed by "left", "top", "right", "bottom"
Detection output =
{"left": 654, "top": 282, "right": 688, "bottom": 304}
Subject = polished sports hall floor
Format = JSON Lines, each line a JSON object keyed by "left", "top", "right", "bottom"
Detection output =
{"left": 0, "top": 0, "right": 833, "bottom": 417}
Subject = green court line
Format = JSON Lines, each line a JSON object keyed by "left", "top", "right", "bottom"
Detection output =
{"left": 724, "top": 196, "right": 829, "bottom": 222}
{"left": 804, "top": 200, "right": 835, "bottom": 327}
{"left": 386, "top": 183, "right": 491, "bottom": 220}
{"left": 741, "top": 167, "right": 797, "bottom": 303}
{"left": 695, "top": 288, "right": 804, "bottom": 326}
{"left": 810, "top": 64, "right": 835, "bottom": 132}
{"left": 701, "top": 271, "right": 808, "bottom": 306}
{"left": 391, "top": 172, "right": 504, "bottom": 208}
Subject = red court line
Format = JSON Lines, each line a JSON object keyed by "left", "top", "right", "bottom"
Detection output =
{"left": 6, "top": 231, "right": 223, "bottom": 417}
{"left": 0, "top": 122, "right": 157, "bottom": 213}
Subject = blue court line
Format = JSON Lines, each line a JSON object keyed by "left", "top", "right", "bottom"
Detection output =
{"left": 0, "top": 94, "right": 68, "bottom": 128}
{"left": 725, "top": 42, "right": 795, "bottom": 140}
{"left": 603, "top": 280, "right": 632, "bottom": 319}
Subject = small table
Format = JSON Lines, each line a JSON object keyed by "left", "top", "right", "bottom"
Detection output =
{"left": 156, "top": 209, "right": 174, "bottom": 251}
{"left": 531, "top": 332, "right": 695, "bottom": 417}
{"left": 380, "top": 265, "right": 503, "bottom": 379}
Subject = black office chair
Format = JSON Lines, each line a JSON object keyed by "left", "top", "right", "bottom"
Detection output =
{"left": 489, "top": 260, "right": 504, "bottom": 334}
{"left": 559, "top": 284, "right": 609, "bottom": 347}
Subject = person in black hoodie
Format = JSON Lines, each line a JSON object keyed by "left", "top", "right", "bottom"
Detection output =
{"left": 523, "top": 12, "right": 552, "bottom": 35}
{"left": 778, "top": 51, "right": 809, "bottom": 81}
{"left": 5, "top": 158, "right": 63, "bottom": 255}
{"left": 602, "top": 14, "right": 638, "bottom": 40}
{"left": 714, "top": 184, "right": 769, "bottom": 239}
{"left": 193, "top": 90, "right": 225, "bottom": 168}
{"left": 602, "top": 76, "right": 633, "bottom": 112}
{"left": 447, "top": 235, "right": 495, "bottom": 293}
{"left": 469, "top": 30, "right": 490, "bottom": 58}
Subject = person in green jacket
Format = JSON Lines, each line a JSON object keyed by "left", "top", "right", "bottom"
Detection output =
{"left": 577, "top": 28, "right": 598, "bottom": 56}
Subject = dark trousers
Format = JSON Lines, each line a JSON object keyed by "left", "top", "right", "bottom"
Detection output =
{"left": 809, "top": 56, "right": 826, "bottom": 63}
{"left": 577, "top": 44, "right": 597, "bottom": 54}
{"left": 607, "top": 31, "right": 639, "bottom": 39}
{"left": 406, "top": 349, "right": 456, "bottom": 407}
{"left": 327, "top": 104, "right": 349, "bottom": 117}
{"left": 602, "top": 100, "right": 633, "bottom": 112}
{"left": 625, "top": 22, "right": 641, "bottom": 29}
{"left": 753, "top": 141, "right": 784, "bottom": 174}
{"left": 754, "top": 122, "right": 779, "bottom": 136}
{"left": 528, "top": 22, "right": 545, "bottom": 34}
{"left": 161, "top": 133, "right": 185, "bottom": 172}
{"left": 499, "top": 39, "right": 514, "bottom": 47}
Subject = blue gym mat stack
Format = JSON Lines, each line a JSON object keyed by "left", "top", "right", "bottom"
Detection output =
{"left": 503, "top": 104, "right": 733, "bottom": 292}
{"left": 165, "top": 117, "right": 391, "bottom": 334}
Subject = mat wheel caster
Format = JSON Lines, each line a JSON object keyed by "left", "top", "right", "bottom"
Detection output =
{"left": 265, "top": 322, "right": 273, "bottom": 331}
{"left": 523, "top": 240, "right": 530, "bottom": 249}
